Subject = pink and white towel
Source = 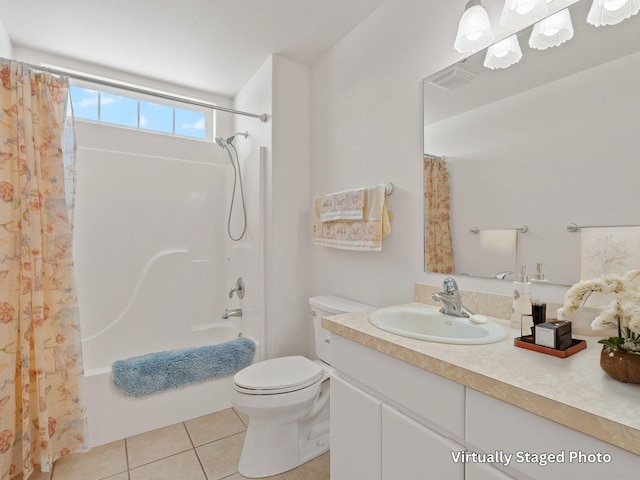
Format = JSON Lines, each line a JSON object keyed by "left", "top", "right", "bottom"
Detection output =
{"left": 318, "top": 188, "right": 365, "bottom": 222}
{"left": 313, "top": 184, "right": 391, "bottom": 251}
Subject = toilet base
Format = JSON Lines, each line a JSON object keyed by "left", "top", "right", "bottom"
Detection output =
{"left": 238, "top": 417, "right": 329, "bottom": 478}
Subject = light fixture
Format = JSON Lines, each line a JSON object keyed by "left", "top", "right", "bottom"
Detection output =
{"left": 454, "top": 0, "right": 494, "bottom": 53}
{"left": 529, "top": 8, "right": 574, "bottom": 50}
{"left": 484, "top": 35, "right": 523, "bottom": 69}
{"left": 500, "top": 0, "right": 549, "bottom": 29}
{"left": 587, "top": 0, "right": 640, "bottom": 26}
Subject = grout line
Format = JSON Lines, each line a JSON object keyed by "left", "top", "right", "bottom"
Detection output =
{"left": 126, "top": 447, "right": 195, "bottom": 471}
{"left": 124, "top": 438, "right": 131, "bottom": 479}
{"left": 184, "top": 422, "right": 209, "bottom": 480}
{"left": 231, "top": 407, "right": 249, "bottom": 429}
{"left": 183, "top": 421, "right": 196, "bottom": 449}
{"left": 194, "top": 430, "right": 246, "bottom": 449}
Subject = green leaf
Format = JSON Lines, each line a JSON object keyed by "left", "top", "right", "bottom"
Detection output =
{"left": 598, "top": 337, "right": 624, "bottom": 349}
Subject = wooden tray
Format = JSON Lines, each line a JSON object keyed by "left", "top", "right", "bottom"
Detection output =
{"left": 514, "top": 337, "right": 587, "bottom": 358}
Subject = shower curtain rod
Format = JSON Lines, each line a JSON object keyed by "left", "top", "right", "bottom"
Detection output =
{"left": 1, "top": 57, "right": 269, "bottom": 123}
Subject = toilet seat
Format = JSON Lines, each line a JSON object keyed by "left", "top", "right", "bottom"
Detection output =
{"left": 233, "top": 356, "right": 324, "bottom": 395}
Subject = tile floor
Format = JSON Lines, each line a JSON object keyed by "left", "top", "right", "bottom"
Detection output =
{"left": 18, "top": 408, "right": 330, "bottom": 480}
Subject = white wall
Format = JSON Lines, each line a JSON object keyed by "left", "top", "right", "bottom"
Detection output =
{"left": 309, "top": 0, "right": 460, "bottom": 309}
{"left": 309, "top": 0, "right": 572, "bottom": 306}
{"left": 233, "top": 55, "right": 311, "bottom": 359}
{"left": 0, "top": 16, "right": 11, "bottom": 58}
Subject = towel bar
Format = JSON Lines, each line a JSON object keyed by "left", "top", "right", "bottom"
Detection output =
{"left": 385, "top": 183, "right": 394, "bottom": 196}
{"left": 470, "top": 225, "right": 528, "bottom": 234}
{"left": 567, "top": 223, "right": 640, "bottom": 232}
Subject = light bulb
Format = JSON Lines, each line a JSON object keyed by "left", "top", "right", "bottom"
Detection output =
{"left": 501, "top": 0, "right": 548, "bottom": 29}
{"left": 529, "top": 9, "right": 574, "bottom": 50}
{"left": 484, "top": 35, "right": 523, "bottom": 70}
{"left": 587, "top": 0, "right": 640, "bottom": 26}
{"left": 454, "top": 2, "right": 494, "bottom": 53}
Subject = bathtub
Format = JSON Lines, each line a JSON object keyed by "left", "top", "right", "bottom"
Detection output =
{"left": 74, "top": 147, "right": 266, "bottom": 447}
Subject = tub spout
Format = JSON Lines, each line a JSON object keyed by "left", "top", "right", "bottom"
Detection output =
{"left": 222, "top": 308, "right": 243, "bottom": 319}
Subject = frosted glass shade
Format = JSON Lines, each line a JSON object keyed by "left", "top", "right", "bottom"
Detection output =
{"left": 500, "top": 0, "right": 548, "bottom": 29}
{"left": 484, "top": 35, "right": 523, "bottom": 70}
{"left": 587, "top": 0, "right": 640, "bottom": 26}
{"left": 529, "top": 9, "right": 574, "bottom": 50}
{"left": 454, "top": 3, "right": 494, "bottom": 53}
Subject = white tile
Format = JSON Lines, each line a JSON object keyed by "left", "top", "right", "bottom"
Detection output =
{"left": 126, "top": 422, "right": 192, "bottom": 468}
{"left": 129, "top": 450, "right": 206, "bottom": 480}
{"left": 195, "top": 432, "right": 245, "bottom": 480}
{"left": 52, "top": 440, "right": 127, "bottom": 480}
{"left": 185, "top": 408, "right": 246, "bottom": 446}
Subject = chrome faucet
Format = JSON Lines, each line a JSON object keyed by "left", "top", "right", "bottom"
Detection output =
{"left": 490, "top": 270, "right": 513, "bottom": 280}
{"left": 431, "top": 278, "right": 474, "bottom": 318}
{"left": 229, "top": 277, "right": 245, "bottom": 299}
{"left": 222, "top": 308, "right": 243, "bottom": 319}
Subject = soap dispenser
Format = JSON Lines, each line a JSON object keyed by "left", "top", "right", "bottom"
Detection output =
{"left": 530, "top": 262, "right": 548, "bottom": 283}
{"left": 510, "top": 264, "right": 532, "bottom": 329}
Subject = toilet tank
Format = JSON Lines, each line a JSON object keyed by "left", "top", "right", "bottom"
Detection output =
{"left": 309, "top": 295, "right": 373, "bottom": 364}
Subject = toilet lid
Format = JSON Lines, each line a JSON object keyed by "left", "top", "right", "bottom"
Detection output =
{"left": 234, "top": 356, "right": 324, "bottom": 394}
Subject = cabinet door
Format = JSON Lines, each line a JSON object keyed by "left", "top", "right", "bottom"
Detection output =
{"left": 381, "top": 404, "right": 464, "bottom": 480}
{"left": 466, "top": 462, "right": 514, "bottom": 480}
{"left": 330, "top": 374, "right": 382, "bottom": 480}
{"left": 466, "top": 388, "right": 640, "bottom": 479}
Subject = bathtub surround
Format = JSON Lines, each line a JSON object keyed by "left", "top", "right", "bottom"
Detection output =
{"left": 0, "top": 60, "right": 87, "bottom": 479}
{"left": 112, "top": 338, "right": 256, "bottom": 397}
{"left": 73, "top": 145, "right": 266, "bottom": 447}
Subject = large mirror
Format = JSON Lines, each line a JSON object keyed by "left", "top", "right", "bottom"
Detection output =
{"left": 423, "top": 0, "right": 640, "bottom": 285}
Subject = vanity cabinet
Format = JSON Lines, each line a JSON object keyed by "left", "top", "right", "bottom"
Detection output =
{"left": 330, "top": 335, "right": 465, "bottom": 480}
{"left": 330, "top": 334, "right": 640, "bottom": 480}
{"left": 330, "top": 373, "right": 464, "bottom": 480}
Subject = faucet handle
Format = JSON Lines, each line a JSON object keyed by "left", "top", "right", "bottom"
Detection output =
{"left": 443, "top": 277, "right": 458, "bottom": 293}
{"left": 229, "top": 277, "right": 245, "bottom": 299}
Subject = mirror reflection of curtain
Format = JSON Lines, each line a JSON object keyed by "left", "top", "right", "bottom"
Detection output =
{"left": 424, "top": 155, "right": 454, "bottom": 273}
{"left": 0, "top": 60, "right": 88, "bottom": 478}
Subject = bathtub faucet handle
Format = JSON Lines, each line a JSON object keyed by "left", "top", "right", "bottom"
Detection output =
{"left": 229, "top": 277, "right": 245, "bottom": 299}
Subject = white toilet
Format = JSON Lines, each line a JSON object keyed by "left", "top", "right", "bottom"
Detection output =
{"left": 231, "top": 295, "right": 372, "bottom": 478}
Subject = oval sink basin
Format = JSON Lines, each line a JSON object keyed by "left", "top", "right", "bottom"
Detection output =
{"left": 368, "top": 306, "right": 507, "bottom": 345}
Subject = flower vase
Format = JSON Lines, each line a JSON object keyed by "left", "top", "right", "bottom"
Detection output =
{"left": 600, "top": 346, "right": 640, "bottom": 384}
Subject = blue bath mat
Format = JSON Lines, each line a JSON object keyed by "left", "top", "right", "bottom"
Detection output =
{"left": 112, "top": 337, "right": 255, "bottom": 397}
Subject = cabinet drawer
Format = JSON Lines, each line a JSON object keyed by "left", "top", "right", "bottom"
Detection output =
{"left": 332, "top": 335, "right": 465, "bottom": 442}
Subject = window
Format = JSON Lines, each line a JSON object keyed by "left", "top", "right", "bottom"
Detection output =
{"left": 69, "top": 83, "right": 212, "bottom": 141}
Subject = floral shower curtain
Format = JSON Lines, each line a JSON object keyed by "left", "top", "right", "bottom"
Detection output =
{"left": 424, "top": 155, "right": 454, "bottom": 273}
{"left": 0, "top": 60, "right": 87, "bottom": 479}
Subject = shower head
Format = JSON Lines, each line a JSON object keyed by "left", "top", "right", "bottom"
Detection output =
{"left": 215, "top": 136, "right": 227, "bottom": 149}
{"left": 215, "top": 131, "right": 249, "bottom": 147}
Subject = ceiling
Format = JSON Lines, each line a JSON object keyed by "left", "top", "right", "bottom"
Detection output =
{"left": 0, "top": 0, "right": 387, "bottom": 97}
